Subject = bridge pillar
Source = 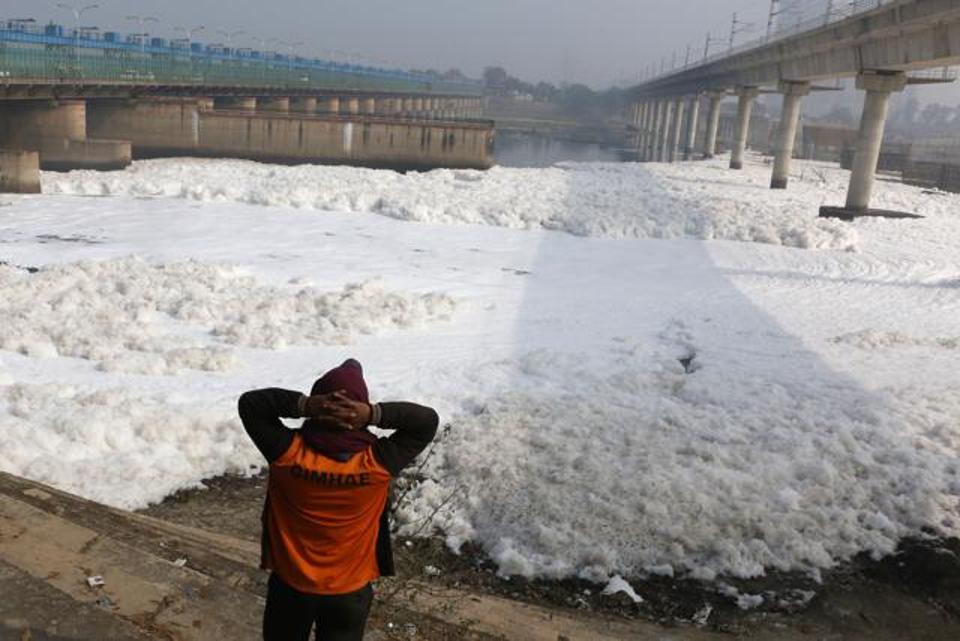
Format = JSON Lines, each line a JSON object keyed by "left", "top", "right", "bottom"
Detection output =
{"left": 647, "top": 100, "right": 664, "bottom": 162}
{"left": 0, "top": 99, "right": 131, "bottom": 171}
{"left": 318, "top": 97, "right": 340, "bottom": 114}
{"left": 843, "top": 72, "right": 908, "bottom": 212}
{"left": 770, "top": 81, "right": 811, "bottom": 189}
{"left": 0, "top": 149, "right": 41, "bottom": 193}
{"left": 730, "top": 87, "right": 759, "bottom": 170}
{"left": 259, "top": 97, "right": 290, "bottom": 112}
{"left": 702, "top": 91, "right": 725, "bottom": 159}
{"left": 343, "top": 97, "right": 360, "bottom": 115}
{"left": 361, "top": 97, "right": 377, "bottom": 115}
{"left": 214, "top": 97, "right": 257, "bottom": 111}
{"left": 290, "top": 97, "right": 318, "bottom": 113}
{"left": 402, "top": 98, "right": 415, "bottom": 117}
{"left": 635, "top": 102, "right": 648, "bottom": 158}
{"left": 657, "top": 100, "right": 674, "bottom": 162}
{"left": 642, "top": 101, "right": 656, "bottom": 161}
{"left": 683, "top": 94, "right": 701, "bottom": 161}
{"left": 668, "top": 97, "right": 686, "bottom": 163}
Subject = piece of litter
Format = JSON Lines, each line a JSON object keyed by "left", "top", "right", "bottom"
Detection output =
{"left": 423, "top": 565, "right": 442, "bottom": 577}
{"left": 95, "top": 593, "right": 115, "bottom": 609}
{"left": 173, "top": 557, "right": 188, "bottom": 568}
{"left": 86, "top": 575, "right": 105, "bottom": 588}
{"left": 692, "top": 603, "right": 713, "bottom": 626}
{"left": 601, "top": 575, "right": 643, "bottom": 603}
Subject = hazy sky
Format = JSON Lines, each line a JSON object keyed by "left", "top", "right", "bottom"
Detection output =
{"left": 5, "top": 0, "right": 777, "bottom": 87}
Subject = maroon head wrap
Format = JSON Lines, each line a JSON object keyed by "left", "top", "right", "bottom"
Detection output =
{"left": 301, "top": 359, "right": 378, "bottom": 461}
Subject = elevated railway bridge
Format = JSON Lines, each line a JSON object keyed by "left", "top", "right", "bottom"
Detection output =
{"left": 628, "top": 0, "right": 960, "bottom": 216}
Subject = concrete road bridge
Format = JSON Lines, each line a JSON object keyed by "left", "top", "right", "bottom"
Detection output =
{"left": 627, "top": 0, "right": 960, "bottom": 216}
{"left": 0, "top": 21, "right": 490, "bottom": 191}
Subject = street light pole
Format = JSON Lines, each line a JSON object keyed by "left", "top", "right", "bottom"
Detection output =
{"left": 174, "top": 25, "right": 205, "bottom": 81}
{"left": 277, "top": 40, "right": 304, "bottom": 86}
{"left": 125, "top": 15, "right": 158, "bottom": 53}
{"left": 56, "top": 2, "right": 99, "bottom": 76}
{"left": 217, "top": 29, "right": 245, "bottom": 51}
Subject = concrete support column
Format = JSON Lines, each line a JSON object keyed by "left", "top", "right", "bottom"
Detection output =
{"left": 702, "top": 91, "right": 725, "bottom": 159}
{"left": 196, "top": 97, "right": 215, "bottom": 111}
{"left": 646, "top": 100, "right": 664, "bottom": 162}
{"left": 730, "top": 87, "right": 759, "bottom": 170}
{"left": 257, "top": 97, "right": 290, "bottom": 112}
{"left": 635, "top": 102, "right": 648, "bottom": 156}
{"left": 290, "top": 97, "right": 317, "bottom": 113}
{"left": 0, "top": 149, "right": 41, "bottom": 193}
{"left": 683, "top": 94, "right": 701, "bottom": 161}
{"left": 844, "top": 72, "right": 907, "bottom": 211}
{"left": 642, "top": 101, "right": 656, "bottom": 160}
{"left": 0, "top": 99, "right": 131, "bottom": 171}
{"left": 770, "top": 81, "right": 811, "bottom": 189}
{"left": 343, "top": 97, "right": 360, "bottom": 115}
{"left": 401, "top": 98, "right": 414, "bottom": 117}
{"left": 361, "top": 97, "right": 376, "bottom": 115}
{"left": 657, "top": 100, "right": 674, "bottom": 162}
{"left": 318, "top": 96, "right": 340, "bottom": 115}
{"left": 413, "top": 97, "right": 424, "bottom": 117}
{"left": 668, "top": 97, "right": 686, "bottom": 163}
{"left": 214, "top": 96, "right": 257, "bottom": 111}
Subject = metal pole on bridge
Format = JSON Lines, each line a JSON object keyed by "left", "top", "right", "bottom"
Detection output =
{"left": 126, "top": 16, "right": 159, "bottom": 80}
{"left": 56, "top": 3, "right": 99, "bottom": 78}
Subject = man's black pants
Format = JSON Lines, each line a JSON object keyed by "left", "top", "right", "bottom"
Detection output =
{"left": 263, "top": 573, "right": 373, "bottom": 641}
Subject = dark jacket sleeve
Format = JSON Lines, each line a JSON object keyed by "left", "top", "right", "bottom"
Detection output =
{"left": 372, "top": 402, "right": 439, "bottom": 476}
{"left": 237, "top": 388, "right": 302, "bottom": 463}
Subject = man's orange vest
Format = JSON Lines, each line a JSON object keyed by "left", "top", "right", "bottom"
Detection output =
{"left": 264, "top": 434, "right": 392, "bottom": 595}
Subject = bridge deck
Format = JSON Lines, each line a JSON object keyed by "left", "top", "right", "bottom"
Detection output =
{"left": 633, "top": 0, "right": 960, "bottom": 97}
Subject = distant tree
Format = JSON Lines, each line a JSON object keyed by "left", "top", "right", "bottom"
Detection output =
{"left": 483, "top": 66, "right": 509, "bottom": 91}
{"left": 919, "top": 102, "right": 954, "bottom": 131}
{"left": 822, "top": 104, "right": 856, "bottom": 126}
{"left": 441, "top": 68, "right": 468, "bottom": 81}
{"left": 533, "top": 81, "right": 558, "bottom": 101}
{"left": 889, "top": 95, "right": 920, "bottom": 129}
{"left": 557, "top": 83, "right": 596, "bottom": 114}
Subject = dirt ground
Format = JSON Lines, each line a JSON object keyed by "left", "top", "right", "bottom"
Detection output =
{"left": 140, "top": 471, "right": 960, "bottom": 640}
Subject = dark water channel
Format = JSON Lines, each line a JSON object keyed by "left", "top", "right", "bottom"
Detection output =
{"left": 493, "top": 131, "right": 624, "bottom": 168}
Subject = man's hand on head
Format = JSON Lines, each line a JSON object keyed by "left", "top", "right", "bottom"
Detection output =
{"left": 301, "top": 390, "right": 372, "bottom": 431}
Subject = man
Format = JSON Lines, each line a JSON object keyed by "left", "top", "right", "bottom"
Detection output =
{"left": 238, "top": 358, "right": 439, "bottom": 641}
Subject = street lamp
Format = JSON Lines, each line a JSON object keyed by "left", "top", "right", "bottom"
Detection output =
{"left": 174, "top": 25, "right": 205, "bottom": 81}
{"left": 55, "top": 2, "right": 98, "bottom": 76}
{"left": 174, "top": 24, "right": 205, "bottom": 48}
{"left": 217, "top": 30, "right": 245, "bottom": 50}
{"left": 125, "top": 15, "right": 158, "bottom": 54}
{"left": 278, "top": 39, "right": 304, "bottom": 84}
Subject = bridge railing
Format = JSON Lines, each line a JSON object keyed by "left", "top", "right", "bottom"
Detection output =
{"left": 0, "top": 26, "right": 483, "bottom": 96}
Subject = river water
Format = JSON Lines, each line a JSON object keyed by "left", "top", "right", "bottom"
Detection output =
{"left": 493, "top": 132, "right": 623, "bottom": 168}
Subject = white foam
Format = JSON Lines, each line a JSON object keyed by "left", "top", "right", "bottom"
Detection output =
{"left": 45, "top": 158, "right": 859, "bottom": 250}
{"left": 0, "top": 257, "right": 456, "bottom": 374}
